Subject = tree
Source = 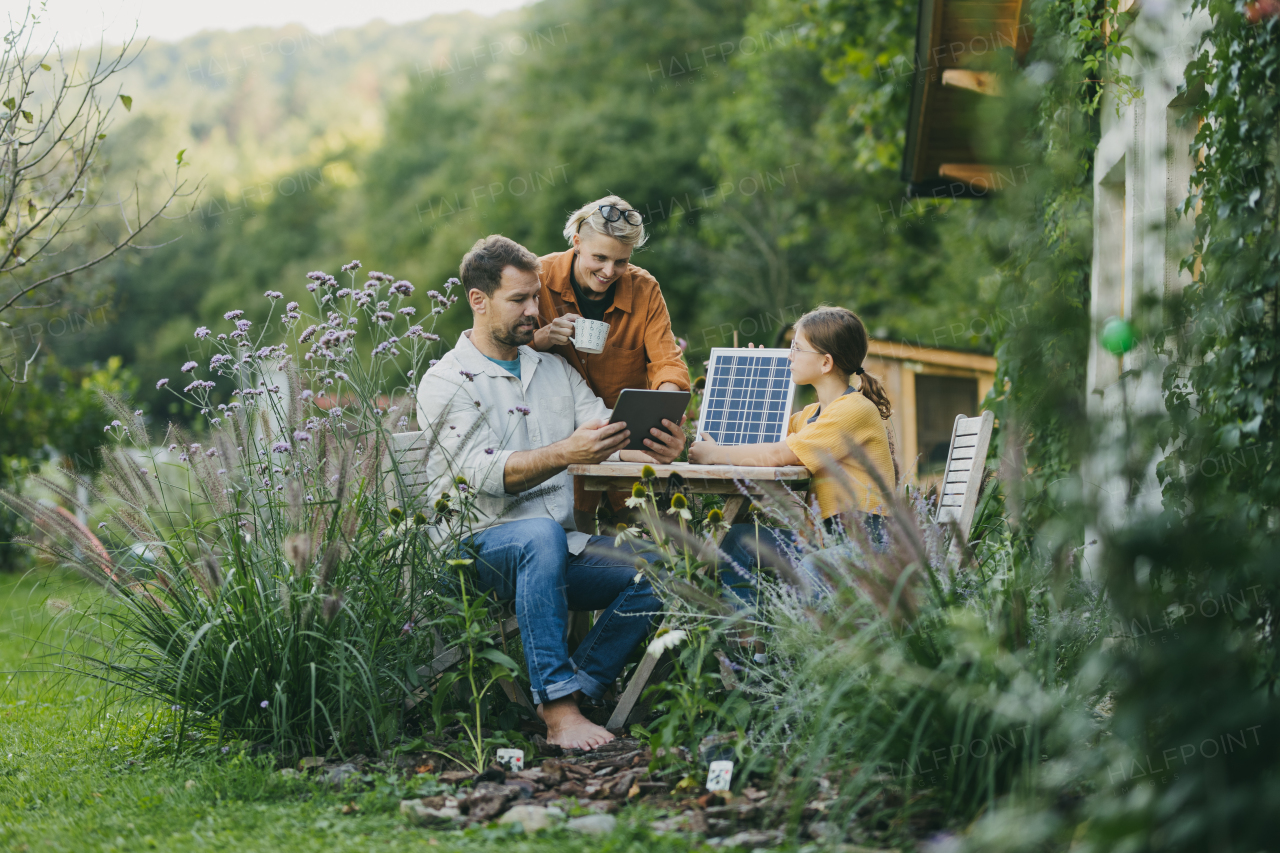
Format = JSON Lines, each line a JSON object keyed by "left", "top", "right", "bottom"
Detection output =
{"left": 0, "top": 3, "right": 192, "bottom": 405}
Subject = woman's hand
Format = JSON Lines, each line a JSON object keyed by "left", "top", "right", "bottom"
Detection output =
{"left": 533, "top": 313, "right": 580, "bottom": 350}
{"left": 688, "top": 433, "right": 721, "bottom": 465}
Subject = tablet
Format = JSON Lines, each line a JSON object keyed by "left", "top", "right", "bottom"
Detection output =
{"left": 608, "top": 389, "right": 691, "bottom": 452}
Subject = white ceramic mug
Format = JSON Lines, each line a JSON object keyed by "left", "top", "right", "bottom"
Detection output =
{"left": 570, "top": 318, "right": 610, "bottom": 354}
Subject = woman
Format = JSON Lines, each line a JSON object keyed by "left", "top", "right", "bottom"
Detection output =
{"left": 532, "top": 195, "right": 690, "bottom": 532}
{"left": 688, "top": 306, "right": 897, "bottom": 601}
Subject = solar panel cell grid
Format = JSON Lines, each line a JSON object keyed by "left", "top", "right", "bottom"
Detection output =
{"left": 696, "top": 348, "right": 798, "bottom": 446}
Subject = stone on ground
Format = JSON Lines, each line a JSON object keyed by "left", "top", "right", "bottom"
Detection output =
{"left": 497, "top": 804, "right": 562, "bottom": 832}
{"left": 565, "top": 813, "right": 618, "bottom": 834}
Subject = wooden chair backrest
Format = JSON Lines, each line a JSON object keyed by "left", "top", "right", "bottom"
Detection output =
{"left": 935, "top": 410, "right": 994, "bottom": 543}
{"left": 384, "top": 430, "right": 435, "bottom": 509}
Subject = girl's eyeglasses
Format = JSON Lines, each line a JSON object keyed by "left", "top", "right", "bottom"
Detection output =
{"left": 789, "top": 342, "right": 823, "bottom": 356}
{"left": 598, "top": 204, "right": 643, "bottom": 226}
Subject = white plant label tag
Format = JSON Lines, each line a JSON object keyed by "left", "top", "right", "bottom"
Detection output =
{"left": 496, "top": 748, "right": 524, "bottom": 772}
{"left": 706, "top": 760, "right": 733, "bottom": 792}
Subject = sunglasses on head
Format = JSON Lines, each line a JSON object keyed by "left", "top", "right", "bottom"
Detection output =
{"left": 597, "top": 204, "right": 642, "bottom": 226}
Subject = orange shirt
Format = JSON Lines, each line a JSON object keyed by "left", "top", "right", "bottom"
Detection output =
{"left": 535, "top": 249, "right": 690, "bottom": 406}
{"left": 786, "top": 392, "right": 895, "bottom": 517}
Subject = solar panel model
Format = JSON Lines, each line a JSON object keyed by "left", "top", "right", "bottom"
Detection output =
{"left": 696, "top": 348, "right": 798, "bottom": 446}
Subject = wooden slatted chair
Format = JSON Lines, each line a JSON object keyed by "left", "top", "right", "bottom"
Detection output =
{"left": 382, "top": 430, "right": 535, "bottom": 714}
{"left": 935, "top": 410, "right": 995, "bottom": 545}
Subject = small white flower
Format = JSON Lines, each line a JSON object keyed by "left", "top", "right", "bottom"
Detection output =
{"left": 647, "top": 629, "right": 687, "bottom": 657}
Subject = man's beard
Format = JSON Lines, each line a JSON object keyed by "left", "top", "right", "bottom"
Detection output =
{"left": 491, "top": 318, "right": 535, "bottom": 348}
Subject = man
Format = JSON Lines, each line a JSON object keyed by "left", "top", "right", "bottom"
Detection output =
{"left": 531, "top": 195, "right": 690, "bottom": 533}
{"left": 416, "top": 235, "right": 686, "bottom": 750}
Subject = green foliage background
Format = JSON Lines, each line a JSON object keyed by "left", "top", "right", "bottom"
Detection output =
{"left": 34, "top": 0, "right": 996, "bottom": 423}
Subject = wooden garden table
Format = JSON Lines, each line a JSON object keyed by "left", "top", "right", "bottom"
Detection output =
{"left": 567, "top": 461, "right": 810, "bottom": 546}
{"left": 567, "top": 461, "right": 810, "bottom": 730}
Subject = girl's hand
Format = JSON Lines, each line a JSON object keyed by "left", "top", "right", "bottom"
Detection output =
{"left": 688, "top": 433, "right": 720, "bottom": 465}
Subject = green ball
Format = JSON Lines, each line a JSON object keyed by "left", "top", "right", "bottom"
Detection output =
{"left": 1100, "top": 317, "right": 1135, "bottom": 355}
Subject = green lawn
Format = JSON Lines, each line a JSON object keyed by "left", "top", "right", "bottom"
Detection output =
{"left": 0, "top": 570, "right": 726, "bottom": 853}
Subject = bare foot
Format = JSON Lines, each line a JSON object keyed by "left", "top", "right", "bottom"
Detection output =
{"left": 538, "top": 696, "right": 614, "bottom": 751}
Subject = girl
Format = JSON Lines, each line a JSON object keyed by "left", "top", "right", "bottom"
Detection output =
{"left": 688, "top": 306, "right": 897, "bottom": 602}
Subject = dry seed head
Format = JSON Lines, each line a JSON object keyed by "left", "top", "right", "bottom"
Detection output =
{"left": 284, "top": 532, "right": 313, "bottom": 578}
{"left": 322, "top": 592, "right": 343, "bottom": 622}
{"left": 317, "top": 541, "right": 342, "bottom": 589}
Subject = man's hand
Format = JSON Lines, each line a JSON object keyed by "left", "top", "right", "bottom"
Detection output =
{"left": 533, "top": 313, "right": 580, "bottom": 350}
{"left": 620, "top": 416, "right": 686, "bottom": 465}
{"left": 560, "top": 418, "right": 630, "bottom": 465}
{"left": 687, "top": 432, "right": 721, "bottom": 465}
{"left": 642, "top": 417, "right": 686, "bottom": 463}
{"left": 503, "top": 419, "right": 629, "bottom": 492}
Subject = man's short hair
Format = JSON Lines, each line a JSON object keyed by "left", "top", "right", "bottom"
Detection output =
{"left": 459, "top": 235, "right": 542, "bottom": 298}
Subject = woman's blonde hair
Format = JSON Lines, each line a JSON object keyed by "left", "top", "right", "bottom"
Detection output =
{"left": 562, "top": 195, "right": 648, "bottom": 248}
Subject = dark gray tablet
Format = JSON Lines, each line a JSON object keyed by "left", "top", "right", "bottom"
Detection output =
{"left": 609, "top": 389, "right": 691, "bottom": 452}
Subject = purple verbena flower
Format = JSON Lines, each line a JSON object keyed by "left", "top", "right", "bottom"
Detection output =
{"left": 264, "top": 290, "right": 283, "bottom": 300}
{"left": 306, "top": 271, "right": 328, "bottom": 282}
{"left": 484, "top": 447, "right": 495, "bottom": 455}
{"left": 260, "top": 700, "right": 269, "bottom": 709}
{"left": 224, "top": 310, "right": 244, "bottom": 320}
{"left": 398, "top": 307, "right": 416, "bottom": 316}
{"left": 459, "top": 369, "right": 475, "bottom": 381}
{"left": 341, "top": 260, "right": 362, "bottom": 272}
{"left": 516, "top": 406, "right": 531, "bottom": 416}
{"left": 272, "top": 441, "right": 291, "bottom": 454}
{"left": 235, "top": 319, "right": 252, "bottom": 332}
{"left": 390, "top": 280, "right": 414, "bottom": 296}
{"left": 286, "top": 301, "right": 299, "bottom": 312}
{"left": 156, "top": 378, "right": 169, "bottom": 389}
{"left": 181, "top": 361, "right": 199, "bottom": 373}
{"left": 195, "top": 326, "right": 211, "bottom": 339}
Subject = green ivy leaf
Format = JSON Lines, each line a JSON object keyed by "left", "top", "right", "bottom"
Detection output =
{"left": 175, "top": 148, "right": 186, "bottom": 166}
{"left": 40, "top": 63, "right": 50, "bottom": 71}
{"left": 2, "top": 97, "right": 14, "bottom": 111}
{"left": 20, "top": 110, "right": 32, "bottom": 123}
{"left": 119, "top": 94, "right": 132, "bottom": 111}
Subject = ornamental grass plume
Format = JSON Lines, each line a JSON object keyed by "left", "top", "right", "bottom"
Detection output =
{"left": 627, "top": 438, "right": 1104, "bottom": 833}
{"left": 2, "top": 263, "right": 507, "bottom": 758}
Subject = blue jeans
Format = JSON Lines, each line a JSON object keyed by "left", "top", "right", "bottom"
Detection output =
{"left": 463, "top": 518, "right": 661, "bottom": 706}
{"left": 718, "top": 516, "right": 887, "bottom": 606}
